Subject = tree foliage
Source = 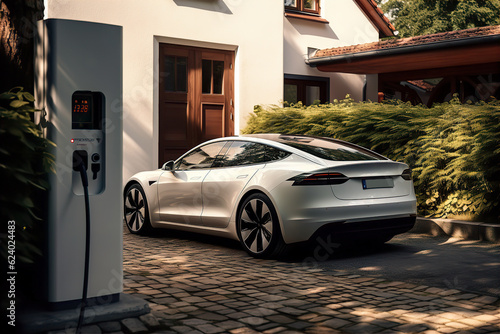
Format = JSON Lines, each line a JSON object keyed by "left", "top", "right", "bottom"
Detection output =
{"left": 377, "top": 0, "right": 500, "bottom": 37}
{"left": 243, "top": 97, "right": 500, "bottom": 222}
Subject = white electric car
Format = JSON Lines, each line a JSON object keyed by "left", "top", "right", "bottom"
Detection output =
{"left": 124, "top": 134, "right": 417, "bottom": 258}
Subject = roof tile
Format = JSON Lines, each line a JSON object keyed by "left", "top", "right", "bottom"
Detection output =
{"left": 314, "top": 25, "right": 500, "bottom": 58}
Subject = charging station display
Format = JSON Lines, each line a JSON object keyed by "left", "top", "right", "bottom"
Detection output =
{"left": 71, "top": 94, "right": 95, "bottom": 129}
{"left": 71, "top": 91, "right": 105, "bottom": 195}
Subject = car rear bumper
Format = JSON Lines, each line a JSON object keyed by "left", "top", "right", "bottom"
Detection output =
{"left": 276, "top": 196, "right": 417, "bottom": 244}
{"left": 307, "top": 216, "right": 416, "bottom": 243}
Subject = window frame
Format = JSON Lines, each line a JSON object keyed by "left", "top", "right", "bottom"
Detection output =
{"left": 284, "top": 74, "right": 330, "bottom": 106}
{"left": 285, "top": 0, "right": 321, "bottom": 16}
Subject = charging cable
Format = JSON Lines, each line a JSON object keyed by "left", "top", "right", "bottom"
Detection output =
{"left": 76, "top": 162, "right": 91, "bottom": 334}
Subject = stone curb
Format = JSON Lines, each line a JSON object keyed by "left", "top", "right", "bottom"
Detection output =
{"left": 411, "top": 217, "right": 500, "bottom": 243}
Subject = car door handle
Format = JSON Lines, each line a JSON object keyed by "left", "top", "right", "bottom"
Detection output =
{"left": 237, "top": 174, "right": 248, "bottom": 179}
{"left": 191, "top": 176, "right": 201, "bottom": 180}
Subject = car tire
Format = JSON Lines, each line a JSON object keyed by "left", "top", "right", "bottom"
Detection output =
{"left": 237, "top": 193, "right": 287, "bottom": 258}
{"left": 124, "top": 183, "right": 153, "bottom": 235}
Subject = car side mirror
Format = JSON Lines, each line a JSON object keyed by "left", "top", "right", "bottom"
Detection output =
{"left": 162, "top": 160, "right": 175, "bottom": 171}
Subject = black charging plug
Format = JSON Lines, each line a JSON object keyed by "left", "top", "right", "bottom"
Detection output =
{"left": 73, "top": 150, "right": 88, "bottom": 172}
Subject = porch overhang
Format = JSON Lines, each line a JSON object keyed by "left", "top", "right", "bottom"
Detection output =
{"left": 306, "top": 34, "right": 500, "bottom": 76}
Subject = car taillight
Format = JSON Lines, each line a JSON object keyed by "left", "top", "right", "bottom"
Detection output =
{"left": 289, "top": 172, "right": 349, "bottom": 186}
{"left": 401, "top": 169, "right": 412, "bottom": 180}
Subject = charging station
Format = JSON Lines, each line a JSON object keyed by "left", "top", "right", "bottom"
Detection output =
{"left": 35, "top": 19, "right": 123, "bottom": 309}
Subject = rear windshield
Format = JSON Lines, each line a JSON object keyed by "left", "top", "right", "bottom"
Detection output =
{"left": 276, "top": 136, "right": 384, "bottom": 161}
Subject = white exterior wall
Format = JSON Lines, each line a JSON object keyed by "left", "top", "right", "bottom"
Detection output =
{"left": 283, "top": 0, "right": 380, "bottom": 101}
{"left": 44, "top": 0, "right": 283, "bottom": 180}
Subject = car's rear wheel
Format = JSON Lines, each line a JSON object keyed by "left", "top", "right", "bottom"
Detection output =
{"left": 237, "top": 193, "right": 287, "bottom": 258}
{"left": 124, "top": 183, "right": 152, "bottom": 235}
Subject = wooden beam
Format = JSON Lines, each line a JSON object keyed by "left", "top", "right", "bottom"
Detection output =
{"left": 316, "top": 43, "right": 500, "bottom": 74}
{"left": 379, "top": 62, "right": 500, "bottom": 82}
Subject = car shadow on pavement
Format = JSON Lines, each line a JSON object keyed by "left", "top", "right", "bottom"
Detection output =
{"left": 139, "top": 227, "right": 243, "bottom": 251}
{"left": 132, "top": 225, "right": 405, "bottom": 263}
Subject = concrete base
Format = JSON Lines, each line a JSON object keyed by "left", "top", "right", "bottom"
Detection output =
{"left": 18, "top": 293, "right": 150, "bottom": 334}
{"left": 411, "top": 217, "right": 500, "bottom": 243}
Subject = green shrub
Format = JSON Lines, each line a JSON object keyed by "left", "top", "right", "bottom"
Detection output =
{"left": 243, "top": 97, "right": 500, "bottom": 222}
{"left": 0, "top": 87, "right": 55, "bottom": 263}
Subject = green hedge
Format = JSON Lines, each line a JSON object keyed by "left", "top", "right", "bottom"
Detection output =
{"left": 243, "top": 97, "right": 500, "bottom": 222}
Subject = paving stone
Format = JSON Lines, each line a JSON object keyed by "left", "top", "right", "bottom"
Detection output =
{"left": 194, "top": 323, "right": 226, "bottom": 333}
{"left": 139, "top": 313, "right": 160, "bottom": 330}
{"left": 181, "top": 318, "right": 209, "bottom": 326}
{"left": 121, "top": 318, "right": 148, "bottom": 334}
{"left": 343, "top": 323, "right": 384, "bottom": 333}
{"left": 244, "top": 307, "right": 277, "bottom": 317}
{"left": 240, "top": 316, "right": 269, "bottom": 326}
{"left": 471, "top": 296, "right": 498, "bottom": 304}
{"left": 217, "top": 320, "right": 246, "bottom": 330}
{"left": 78, "top": 325, "right": 102, "bottom": 334}
{"left": 170, "top": 325, "right": 199, "bottom": 334}
{"left": 288, "top": 321, "right": 313, "bottom": 330}
{"left": 321, "top": 318, "right": 351, "bottom": 329}
{"left": 98, "top": 321, "right": 122, "bottom": 332}
{"left": 394, "top": 323, "right": 431, "bottom": 332}
{"left": 196, "top": 312, "right": 229, "bottom": 321}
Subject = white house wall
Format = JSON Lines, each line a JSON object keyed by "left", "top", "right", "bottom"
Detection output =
{"left": 283, "top": 0, "right": 380, "bottom": 101}
{"left": 43, "top": 0, "right": 284, "bottom": 180}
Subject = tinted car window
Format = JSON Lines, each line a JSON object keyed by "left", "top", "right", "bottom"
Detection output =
{"left": 216, "top": 141, "right": 267, "bottom": 167}
{"left": 175, "top": 141, "right": 226, "bottom": 170}
{"left": 277, "top": 136, "right": 382, "bottom": 161}
{"left": 266, "top": 146, "right": 291, "bottom": 162}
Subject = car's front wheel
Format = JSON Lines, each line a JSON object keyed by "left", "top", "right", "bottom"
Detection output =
{"left": 124, "top": 183, "right": 152, "bottom": 235}
{"left": 237, "top": 193, "right": 287, "bottom": 258}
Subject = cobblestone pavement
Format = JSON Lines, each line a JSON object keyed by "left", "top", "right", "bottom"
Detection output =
{"left": 95, "top": 229, "right": 500, "bottom": 334}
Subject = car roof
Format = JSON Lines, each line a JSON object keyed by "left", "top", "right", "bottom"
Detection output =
{"left": 241, "top": 133, "right": 388, "bottom": 160}
{"left": 176, "top": 134, "right": 387, "bottom": 166}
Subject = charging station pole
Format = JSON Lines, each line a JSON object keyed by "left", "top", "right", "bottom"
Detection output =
{"left": 35, "top": 19, "right": 123, "bottom": 310}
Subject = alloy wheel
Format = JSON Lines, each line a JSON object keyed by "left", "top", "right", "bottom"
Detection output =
{"left": 239, "top": 198, "right": 274, "bottom": 254}
{"left": 125, "top": 186, "right": 146, "bottom": 232}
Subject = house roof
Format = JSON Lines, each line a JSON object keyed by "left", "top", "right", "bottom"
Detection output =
{"left": 354, "top": 0, "right": 395, "bottom": 38}
{"left": 307, "top": 25, "right": 500, "bottom": 75}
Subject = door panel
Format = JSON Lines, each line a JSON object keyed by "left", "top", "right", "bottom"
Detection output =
{"left": 201, "top": 141, "right": 268, "bottom": 228}
{"left": 159, "top": 44, "right": 234, "bottom": 166}
{"left": 202, "top": 104, "right": 224, "bottom": 142}
{"left": 157, "top": 170, "right": 209, "bottom": 225}
{"left": 162, "top": 102, "right": 188, "bottom": 142}
{"left": 201, "top": 166, "right": 262, "bottom": 228}
{"left": 159, "top": 46, "right": 194, "bottom": 164}
{"left": 158, "top": 141, "right": 227, "bottom": 225}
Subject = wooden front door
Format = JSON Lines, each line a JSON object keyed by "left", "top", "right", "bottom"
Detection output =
{"left": 159, "top": 44, "right": 234, "bottom": 166}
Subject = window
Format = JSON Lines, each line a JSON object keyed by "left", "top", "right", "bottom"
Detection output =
{"left": 214, "top": 141, "right": 267, "bottom": 167}
{"left": 213, "top": 141, "right": 291, "bottom": 168}
{"left": 202, "top": 59, "right": 224, "bottom": 94}
{"left": 275, "top": 135, "right": 384, "bottom": 161}
{"left": 284, "top": 75, "right": 329, "bottom": 106}
{"left": 266, "top": 146, "right": 291, "bottom": 162}
{"left": 163, "top": 56, "right": 187, "bottom": 92}
{"left": 285, "top": 0, "right": 320, "bottom": 15}
{"left": 175, "top": 141, "right": 227, "bottom": 170}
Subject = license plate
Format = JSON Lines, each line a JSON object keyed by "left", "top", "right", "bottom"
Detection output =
{"left": 362, "top": 177, "right": 394, "bottom": 189}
